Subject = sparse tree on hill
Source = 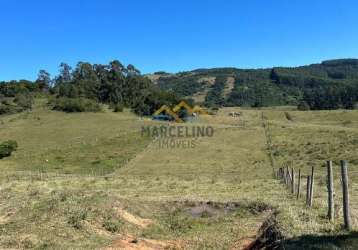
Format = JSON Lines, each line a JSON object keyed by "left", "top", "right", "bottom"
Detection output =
{"left": 36, "top": 70, "right": 51, "bottom": 90}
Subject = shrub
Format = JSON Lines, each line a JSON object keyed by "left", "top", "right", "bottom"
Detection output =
{"left": 51, "top": 97, "right": 101, "bottom": 113}
{"left": 0, "top": 140, "right": 18, "bottom": 159}
{"left": 14, "top": 93, "right": 33, "bottom": 110}
{"left": 0, "top": 96, "right": 10, "bottom": 105}
{"left": 164, "top": 209, "right": 192, "bottom": 234}
{"left": 297, "top": 101, "right": 310, "bottom": 111}
{"left": 67, "top": 208, "right": 88, "bottom": 229}
{"left": 102, "top": 216, "right": 122, "bottom": 233}
{"left": 112, "top": 103, "right": 124, "bottom": 113}
{"left": 0, "top": 95, "right": 32, "bottom": 115}
{"left": 0, "top": 102, "right": 22, "bottom": 115}
{"left": 0, "top": 104, "right": 12, "bottom": 115}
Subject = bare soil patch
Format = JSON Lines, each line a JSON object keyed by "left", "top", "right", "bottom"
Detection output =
{"left": 104, "top": 234, "right": 182, "bottom": 250}
{"left": 114, "top": 207, "right": 153, "bottom": 229}
{"left": 170, "top": 200, "right": 272, "bottom": 218}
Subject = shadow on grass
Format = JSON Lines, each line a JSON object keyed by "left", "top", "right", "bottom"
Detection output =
{"left": 283, "top": 232, "right": 358, "bottom": 250}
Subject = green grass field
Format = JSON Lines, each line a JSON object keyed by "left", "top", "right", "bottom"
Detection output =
{"left": 0, "top": 100, "right": 357, "bottom": 249}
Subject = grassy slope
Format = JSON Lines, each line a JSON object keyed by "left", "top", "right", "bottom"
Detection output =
{"left": 267, "top": 110, "right": 358, "bottom": 235}
{"left": 0, "top": 100, "right": 357, "bottom": 249}
{"left": 0, "top": 99, "right": 150, "bottom": 175}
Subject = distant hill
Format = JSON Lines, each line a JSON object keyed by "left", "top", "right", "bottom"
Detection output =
{"left": 147, "top": 59, "right": 358, "bottom": 109}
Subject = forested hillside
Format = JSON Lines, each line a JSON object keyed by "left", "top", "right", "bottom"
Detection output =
{"left": 1, "top": 59, "right": 358, "bottom": 115}
{"left": 151, "top": 59, "right": 358, "bottom": 110}
{"left": 0, "top": 61, "right": 180, "bottom": 116}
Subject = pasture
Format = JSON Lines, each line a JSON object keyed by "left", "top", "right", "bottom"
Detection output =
{"left": 0, "top": 100, "right": 357, "bottom": 249}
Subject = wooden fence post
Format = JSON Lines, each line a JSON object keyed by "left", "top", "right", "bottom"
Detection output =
{"left": 291, "top": 168, "right": 295, "bottom": 194}
{"left": 341, "top": 160, "right": 351, "bottom": 230}
{"left": 297, "top": 169, "right": 301, "bottom": 199}
{"left": 278, "top": 168, "right": 281, "bottom": 179}
{"left": 327, "top": 161, "right": 334, "bottom": 222}
{"left": 309, "top": 166, "right": 314, "bottom": 207}
{"left": 306, "top": 175, "right": 311, "bottom": 206}
{"left": 286, "top": 166, "right": 291, "bottom": 187}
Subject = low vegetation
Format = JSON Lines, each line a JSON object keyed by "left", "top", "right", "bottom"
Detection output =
{"left": 0, "top": 59, "right": 358, "bottom": 249}
{"left": 0, "top": 93, "right": 33, "bottom": 115}
{"left": 0, "top": 140, "right": 18, "bottom": 159}
{"left": 50, "top": 97, "right": 102, "bottom": 113}
{"left": 0, "top": 101, "right": 356, "bottom": 249}
{"left": 0, "top": 60, "right": 183, "bottom": 116}
{"left": 110, "top": 103, "right": 124, "bottom": 112}
{"left": 204, "top": 76, "right": 226, "bottom": 107}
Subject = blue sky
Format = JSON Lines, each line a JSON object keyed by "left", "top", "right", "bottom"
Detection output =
{"left": 0, "top": 0, "right": 357, "bottom": 80}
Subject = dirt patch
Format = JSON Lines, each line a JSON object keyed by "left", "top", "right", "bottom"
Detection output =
{"left": 170, "top": 200, "right": 272, "bottom": 218}
{"left": 197, "top": 76, "right": 216, "bottom": 85}
{"left": 83, "top": 221, "right": 112, "bottom": 237}
{"left": 184, "top": 201, "right": 241, "bottom": 218}
{"left": 0, "top": 210, "right": 15, "bottom": 225}
{"left": 114, "top": 207, "right": 153, "bottom": 229}
{"left": 186, "top": 203, "right": 220, "bottom": 218}
{"left": 104, "top": 234, "right": 182, "bottom": 250}
{"left": 231, "top": 235, "right": 257, "bottom": 250}
{"left": 223, "top": 76, "right": 235, "bottom": 97}
{"left": 0, "top": 215, "right": 9, "bottom": 224}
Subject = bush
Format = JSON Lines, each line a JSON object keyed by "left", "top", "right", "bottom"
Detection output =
{"left": 0, "top": 101, "right": 22, "bottom": 115}
{"left": 297, "top": 101, "right": 310, "bottom": 111}
{"left": 102, "top": 216, "right": 122, "bottom": 233}
{"left": 0, "top": 104, "right": 13, "bottom": 115}
{"left": 111, "top": 103, "right": 124, "bottom": 112}
{"left": 164, "top": 209, "right": 192, "bottom": 234}
{"left": 67, "top": 208, "right": 88, "bottom": 229}
{"left": 14, "top": 93, "right": 33, "bottom": 110}
{"left": 51, "top": 97, "right": 101, "bottom": 113}
{"left": 0, "top": 94, "right": 32, "bottom": 115}
{"left": 0, "top": 140, "right": 18, "bottom": 159}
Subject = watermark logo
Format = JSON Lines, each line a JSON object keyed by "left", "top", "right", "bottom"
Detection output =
{"left": 153, "top": 101, "right": 208, "bottom": 123}
{"left": 141, "top": 101, "right": 213, "bottom": 149}
{"left": 141, "top": 125, "right": 214, "bottom": 149}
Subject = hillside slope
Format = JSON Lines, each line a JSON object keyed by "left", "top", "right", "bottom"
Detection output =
{"left": 0, "top": 102, "right": 357, "bottom": 249}
{"left": 148, "top": 59, "right": 358, "bottom": 109}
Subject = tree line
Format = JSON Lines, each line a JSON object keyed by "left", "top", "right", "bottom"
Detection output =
{"left": 1, "top": 59, "right": 358, "bottom": 114}
{"left": 0, "top": 60, "right": 181, "bottom": 115}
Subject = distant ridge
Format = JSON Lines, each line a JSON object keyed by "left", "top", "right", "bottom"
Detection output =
{"left": 147, "top": 59, "right": 358, "bottom": 109}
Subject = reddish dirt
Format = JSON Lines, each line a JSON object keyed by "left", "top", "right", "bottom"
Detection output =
{"left": 103, "top": 234, "right": 182, "bottom": 250}
{"left": 230, "top": 235, "right": 257, "bottom": 250}
{"left": 114, "top": 207, "right": 153, "bottom": 229}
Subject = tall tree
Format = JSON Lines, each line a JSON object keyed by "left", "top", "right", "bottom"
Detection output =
{"left": 127, "top": 64, "right": 141, "bottom": 76}
{"left": 36, "top": 70, "right": 51, "bottom": 90}
{"left": 58, "top": 63, "right": 72, "bottom": 83}
{"left": 72, "top": 62, "right": 100, "bottom": 99}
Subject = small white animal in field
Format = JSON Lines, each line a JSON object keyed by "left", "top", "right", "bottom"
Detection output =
{"left": 229, "top": 112, "right": 242, "bottom": 117}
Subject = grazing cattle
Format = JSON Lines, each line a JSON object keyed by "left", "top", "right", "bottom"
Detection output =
{"left": 229, "top": 112, "right": 242, "bottom": 117}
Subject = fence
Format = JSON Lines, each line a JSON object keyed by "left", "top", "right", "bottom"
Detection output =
{"left": 262, "top": 111, "right": 355, "bottom": 231}
{"left": 0, "top": 169, "right": 114, "bottom": 183}
{"left": 276, "top": 160, "right": 352, "bottom": 231}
